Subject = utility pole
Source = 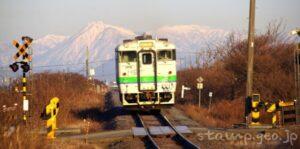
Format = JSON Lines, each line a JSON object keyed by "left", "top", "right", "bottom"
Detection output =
{"left": 292, "top": 29, "right": 300, "bottom": 124}
{"left": 245, "top": 0, "right": 256, "bottom": 124}
{"left": 292, "top": 29, "right": 300, "bottom": 101}
{"left": 86, "top": 47, "right": 90, "bottom": 79}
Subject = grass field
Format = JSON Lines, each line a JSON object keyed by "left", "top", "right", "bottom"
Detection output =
{"left": 0, "top": 72, "right": 107, "bottom": 148}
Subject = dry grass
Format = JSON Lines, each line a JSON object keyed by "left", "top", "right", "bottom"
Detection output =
{"left": 175, "top": 23, "right": 297, "bottom": 128}
{"left": 177, "top": 98, "right": 244, "bottom": 128}
{"left": 0, "top": 72, "right": 108, "bottom": 148}
{"left": 1, "top": 126, "right": 46, "bottom": 149}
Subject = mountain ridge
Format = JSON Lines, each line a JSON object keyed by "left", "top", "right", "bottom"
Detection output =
{"left": 0, "top": 21, "right": 228, "bottom": 80}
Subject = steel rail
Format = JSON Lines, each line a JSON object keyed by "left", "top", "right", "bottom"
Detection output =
{"left": 136, "top": 113, "right": 160, "bottom": 149}
{"left": 158, "top": 113, "right": 200, "bottom": 149}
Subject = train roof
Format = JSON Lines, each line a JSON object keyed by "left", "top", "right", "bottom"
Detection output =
{"left": 116, "top": 35, "right": 176, "bottom": 52}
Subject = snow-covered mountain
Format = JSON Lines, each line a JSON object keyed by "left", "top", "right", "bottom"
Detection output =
{"left": 32, "top": 21, "right": 136, "bottom": 66}
{"left": 151, "top": 25, "right": 227, "bottom": 53}
{"left": 0, "top": 21, "right": 228, "bottom": 81}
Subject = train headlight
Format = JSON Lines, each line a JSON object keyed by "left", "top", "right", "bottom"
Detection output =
{"left": 168, "top": 71, "right": 172, "bottom": 74}
{"left": 122, "top": 72, "right": 126, "bottom": 76}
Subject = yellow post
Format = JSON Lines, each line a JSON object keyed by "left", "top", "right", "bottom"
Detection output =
{"left": 45, "top": 97, "right": 60, "bottom": 139}
{"left": 22, "top": 73, "right": 27, "bottom": 121}
{"left": 50, "top": 97, "right": 59, "bottom": 130}
{"left": 46, "top": 103, "right": 55, "bottom": 139}
{"left": 250, "top": 94, "right": 261, "bottom": 125}
{"left": 251, "top": 110, "right": 260, "bottom": 125}
{"left": 266, "top": 103, "right": 277, "bottom": 126}
{"left": 272, "top": 113, "right": 277, "bottom": 125}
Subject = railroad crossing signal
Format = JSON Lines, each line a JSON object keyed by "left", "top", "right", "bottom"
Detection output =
{"left": 9, "top": 36, "right": 33, "bottom": 73}
{"left": 9, "top": 36, "right": 33, "bottom": 122}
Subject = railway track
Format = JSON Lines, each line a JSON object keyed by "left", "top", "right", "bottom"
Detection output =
{"left": 134, "top": 112, "right": 199, "bottom": 149}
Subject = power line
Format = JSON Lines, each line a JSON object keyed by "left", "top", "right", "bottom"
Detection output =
{"left": 34, "top": 63, "right": 85, "bottom": 68}
{"left": 33, "top": 59, "right": 113, "bottom": 69}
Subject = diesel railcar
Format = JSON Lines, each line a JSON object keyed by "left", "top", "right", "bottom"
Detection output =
{"left": 115, "top": 34, "right": 176, "bottom": 109}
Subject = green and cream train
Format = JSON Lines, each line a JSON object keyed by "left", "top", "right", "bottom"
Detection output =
{"left": 115, "top": 34, "right": 176, "bottom": 110}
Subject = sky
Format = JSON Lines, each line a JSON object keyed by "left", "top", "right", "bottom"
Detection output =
{"left": 0, "top": 0, "right": 299, "bottom": 41}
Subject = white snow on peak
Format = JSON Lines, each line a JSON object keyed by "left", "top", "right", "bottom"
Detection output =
{"left": 78, "top": 21, "right": 135, "bottom": 37}
{"left": 151, "top": 24, "right": 228, "bottom": 52}
{"left": 155, "top": 24, "right": 227, "bottom": 35}
{"left": 37, "top": 21, "right": 136, "bottom": 65}
{"left": 70, "top": 21, "right": 135, "bottom": 47}
{"left": 35, "top": 34, "right": 68, "bottom": 42}
{"left": 34, "top": 34, "right": 68, "bottom": 48}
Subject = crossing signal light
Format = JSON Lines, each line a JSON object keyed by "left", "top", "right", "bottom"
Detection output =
{"left": 9, "top": 62, "right": 30, "bottom": 73}
{"left": 21, "top": 62, "right": 30, "bottom": 73}
{"left": 9, "top": 62, "right": 19, "bottom": 72}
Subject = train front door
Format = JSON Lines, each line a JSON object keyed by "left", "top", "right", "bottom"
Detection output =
{"left": 138, "top": 50, "right": 157, "bottom": 91}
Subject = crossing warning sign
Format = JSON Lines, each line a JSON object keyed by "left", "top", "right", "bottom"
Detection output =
{"left": 12, "top": 36, "right": 33, "bottom": 61}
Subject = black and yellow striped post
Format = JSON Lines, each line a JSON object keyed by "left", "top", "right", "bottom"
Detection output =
{"left": 22, "top": 72, "right": 28, "bottom": 121}
{"left": 41, "top": 97, "right": 59, "bottom": 139}
{"left": 278, "top": 100, "right": 296, "bottom": 125}
{"left": 265, "top": 102, "right": 277, "bottom": 126}
{"left": 50, "top": 97, "right": 59, "bottom": 130}
{"left": 46, "top": 103, "right": 55, "bottom": 139}
{"left": 250, "top": 94, "right": 261, "bottom": 125}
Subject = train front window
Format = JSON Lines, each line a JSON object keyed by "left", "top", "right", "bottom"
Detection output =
{"left": 142, "top": 53, "right": 152, "bottom": 64}
{"left": 158, "top": 50, "right": 175, "bottom": 61}
{"left": 119, "top": 51, "right": 137, "bottom": 63}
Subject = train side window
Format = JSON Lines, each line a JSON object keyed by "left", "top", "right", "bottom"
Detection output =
{"left": 142, "top": 53, "right": 152, "bottom": 64}
{"left": 158, "top": 50, "right": 172, "bottom": 60}
{"left": 119, "top": 51, "right": 137, "bottom": 62}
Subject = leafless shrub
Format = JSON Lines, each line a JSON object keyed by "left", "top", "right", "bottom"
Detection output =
{"left": 177, "top": 22, "right": 296, "bottom": 126}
